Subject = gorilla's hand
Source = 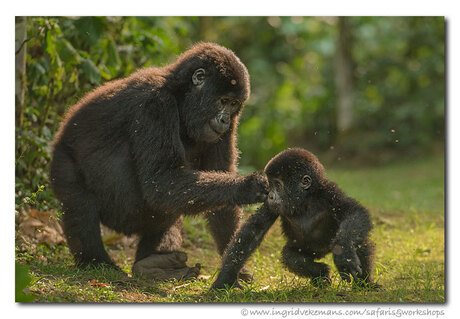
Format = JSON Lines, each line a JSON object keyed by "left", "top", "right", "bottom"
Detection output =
{"left": 333, "top": 247, "right": 363, "bottom": 282}
{"left": 235, "top": 172, "right": 268, "bottom": 205}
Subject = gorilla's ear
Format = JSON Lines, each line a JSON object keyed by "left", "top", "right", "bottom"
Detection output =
{"left": 301, "top": 175, "right": 312, "bottom": 190}
{"left": 192, "top": 68, "right": 206, "bottom": 86}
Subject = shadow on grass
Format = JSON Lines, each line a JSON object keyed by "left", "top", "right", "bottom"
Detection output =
{"left": 197, "top": 284, "right": 444, "bottom": 303}
{"left": 27, "top": 262, "right": 169, "bottom": 302}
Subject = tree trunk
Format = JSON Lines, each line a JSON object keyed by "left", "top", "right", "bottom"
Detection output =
{"left": 15, "top": 16, "right": 27, "bottom": 128}
{"left": 334, "top": 16, "right": 354, "bottom": 134}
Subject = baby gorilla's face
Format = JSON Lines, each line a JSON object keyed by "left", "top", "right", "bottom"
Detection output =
{"left": 267, "top": 177, "right": 287, "bottom": 215}
{"left": 264, "top": 149, "right": 322, "bottom": 217}
{"left": 266, "top": 172, "right": 312, "bottom": 216}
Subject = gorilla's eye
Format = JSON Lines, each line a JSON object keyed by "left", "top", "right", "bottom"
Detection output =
{"left": 272, "top": 179, "right": 283, "bottom": 190}
{"left": 221, "top": 98, "right": 229, "bottom": 104}
{"left": 229, "top": 100, "right": 242, "bottom": 112}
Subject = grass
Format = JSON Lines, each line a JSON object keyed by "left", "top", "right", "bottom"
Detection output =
{"left": 15, "top": 155, "right": 445, "bottom": 303}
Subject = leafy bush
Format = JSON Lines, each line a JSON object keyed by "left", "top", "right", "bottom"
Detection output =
{"left": 15, "top": 17, "right": 444, "bottom": 207}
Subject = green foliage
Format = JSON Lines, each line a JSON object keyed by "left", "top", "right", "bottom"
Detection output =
{"left": 15, "top": 17, "right": 444, "bottom": 207}
{"left": 15, "top": 262, "right": 35, "bottom": 302}
{"left": 201, "top": 17, "right": 444, "bottom": 168}
{"left": 16, "top": 185, "right": 45, "bottom": 210}
{"left": 350, "top": 17, "right": 444, "bottom": 152}
{"left": 16, "top": 17, "right": 195, "bottom": 205}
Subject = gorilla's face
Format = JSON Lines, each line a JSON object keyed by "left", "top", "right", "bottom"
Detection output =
{"left": 266, "top": 172, "right": 313, "bottom": 217}
{"left": 200, "top": 96, "right": 242, "bottom": 142}
{"left": 265, "top": 161, "right": 314, "bottom": 218}
{"left": 266, "top": 176, "right": 288, "bottom": 215}
{"left": 182, "top": 68, "right": 245, "bottom": 143}
{"left": 264, "top": 149, "right": 328, "bottom": 217}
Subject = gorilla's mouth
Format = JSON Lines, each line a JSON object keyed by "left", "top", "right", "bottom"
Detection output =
{"left": 209, "top": 123, "right": 221, "bottom": 135}
{"left": 209, "top": 120, "right": 229, "bottom": 135}
{"left": 199, "top": 122, "right": 221, "bottom": 143}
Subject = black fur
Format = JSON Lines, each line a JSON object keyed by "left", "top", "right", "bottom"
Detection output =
{"left": 50, "top": 42, "right": 268, "bottom": 269}
{"left": 212, "top": 148, "right": 377, "bottom": 289}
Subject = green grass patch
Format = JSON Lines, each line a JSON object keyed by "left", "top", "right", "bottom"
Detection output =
{"left": 16, "top": 155, "right": 445, "bottom": 303}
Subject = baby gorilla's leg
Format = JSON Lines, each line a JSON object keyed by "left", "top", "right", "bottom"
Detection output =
{"left": 282, "top": 246, "right": 331, "bottom": 287}
{"left": 132, "top": 251, "right": 201, "bottom": 281}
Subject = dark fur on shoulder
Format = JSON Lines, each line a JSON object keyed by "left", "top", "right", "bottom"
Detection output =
{"left": 50, "top": 42, "right": 268, "bottom": 272}
{"left": 212, "top": 148, "right": 378, "bottom": 290}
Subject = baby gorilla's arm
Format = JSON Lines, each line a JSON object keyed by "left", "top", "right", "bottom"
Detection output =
{"left": 211, "top": 203, "right": 278, "bottom": 290}
{"left": 332, "top": 208, "right": 372, "bottom": 282}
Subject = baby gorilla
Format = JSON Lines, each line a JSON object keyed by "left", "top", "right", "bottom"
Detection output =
{"left": 212, "top": 148, "right": 377, "bottom": 289}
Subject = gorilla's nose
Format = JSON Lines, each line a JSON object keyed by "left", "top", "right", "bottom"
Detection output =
{"left": 212, "top": 113, "right": 230, "bottom": 133}
{"left": 218, "top": 113, "right": 230, "bottom": 125}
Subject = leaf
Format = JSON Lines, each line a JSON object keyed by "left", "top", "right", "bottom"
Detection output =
{"left": 91, "top": 279, "right": 111, "bottom": 288}
{"left": 50, "top": 53, "right": 64, "bottom": 81}
{"left": 106, "top": 37, "right": 121, "bottom": 71}
{"left": 15, "top": 263, "right": 35, "bottom": 302}
{"left": 81, "top": 58, "right": 101, "bottom": 84}
{"left": 17, "top": 209, "right": 65, "bottom": 245}
{"left": 32, "top": 62, "right": 46, "bottom": 75}
{"left": 69, "top": 69, "right": 78, "bottom": 83}
{"left": 99, "top": 65, "right": 112, "bottom": 80}
{"left": 45, "top": 29, "right": 57, "bottom": 59}
{"left": 56, "top": 38, "right": 81, "bottom": 65}
{"left": 415, "top": 248, "right": 431, "bottom": 255}
{"left": 74, "top": 17, "right": 107, "bottom": 46}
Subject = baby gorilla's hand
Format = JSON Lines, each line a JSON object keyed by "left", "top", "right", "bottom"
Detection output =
{"left": 235, "top": 172, "right": 268, "bottom": 205}
{"left": 333, "top": 247, "right": 362, "bottom": 282}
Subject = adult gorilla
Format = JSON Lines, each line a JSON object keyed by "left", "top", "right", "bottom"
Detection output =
{"left": 50, "top": 42, "right": 268, "bottom": 280}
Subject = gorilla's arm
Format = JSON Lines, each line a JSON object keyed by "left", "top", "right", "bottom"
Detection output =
{"left": 331, "top": 203, "right": 372, "bottom": 280}
{"left": 129, "top": 94, "right": 266, "bottom": 216}
{"left": 153, "top": 170, "right": 266, "bottom": 215}
{"left": 211, "top": 203, "right": 278, "bottom": 289}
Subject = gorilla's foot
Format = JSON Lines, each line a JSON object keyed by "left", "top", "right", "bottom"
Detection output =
{"left": 132, "top": 251, "right": 201, "bottom": 281}
{"left": 238, "top": 265, "right": 254, "bottom": 282}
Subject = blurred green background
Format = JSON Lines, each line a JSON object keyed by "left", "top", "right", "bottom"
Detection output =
{"left": 15, "top": 16, "right": 444, "bottom": 208}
